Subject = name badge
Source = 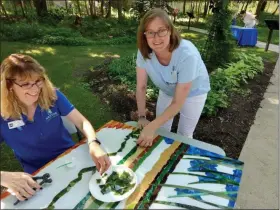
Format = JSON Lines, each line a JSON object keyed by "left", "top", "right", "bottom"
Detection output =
{"left": 8, "top": 120, "right": 25, "bottom": 129}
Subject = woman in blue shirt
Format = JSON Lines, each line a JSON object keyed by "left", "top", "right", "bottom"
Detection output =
{"left": 136, "top": 8, "right": 210, "bottom": 147}
{"left": 0, "top": 54, "right": 111, "bottom": 201}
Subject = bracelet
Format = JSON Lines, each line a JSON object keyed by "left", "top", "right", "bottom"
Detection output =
{"left": 88, "top": 138, "right": 101, "bottom": 146}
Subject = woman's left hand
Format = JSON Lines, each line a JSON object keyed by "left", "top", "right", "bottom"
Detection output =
{"left": 89, "top": 142, "right": 111, "bottom": 175}
{"left": 137, "top": 124, "right": 156, "bottom": 147}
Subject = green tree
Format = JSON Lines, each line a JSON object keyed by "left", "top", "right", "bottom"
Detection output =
{"left": 203, "top": 0, "right": 210, "bottom": 17}
{"left": 33, "top": 0, "right": 47, "bottom": 16}
{"left": 89, "top": 0, "right": 96, "bottom": 17}
{"left": 118, "top": 0, "right": 123, "bottom": 20}
{"left": 202, "top": 0, "right": 234, "bottom": 72}
{"left": 0, "top": 0, "right": 8, "bottom": 18}
{"left": 255, "top": 0, "right": 266, "bottom": 18}
{"left": 133, "top": 0, "right": 150, "bottom": 19}
{"left": 19, "top": 0, "right": 26, "bottom": 17}
{"left": 100, "top": 0, "right": 104, "bottom": 16}
{"left": 76, "top": 0, "right": 82, "bottom": 16}
{"left": 106, "top": 0, "right": 112, "bottom": 18}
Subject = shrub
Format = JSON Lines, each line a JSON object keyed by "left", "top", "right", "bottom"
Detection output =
{"left": 107, "top": 53, "right": 264, "bottom": 116}
{"left": 44, "top": 27, "right": 82, "bottom": 37}
{"left": 78, "top": 17, "right": 138, "bottom": 39}
{"left": 202, "top": 0, "right": 234, "bottom": 72}
{"left": 0, "top": 22, "right": 42, "bottom": 41}
{"left": 0, "top": 22, "right": 93, "bottom": 46}
{"left": 32, "top": 35, "right": 94, "bottom": 46}
{"left": 92, "top": 36, "right": 136, "bottom": 45}
{"left": 107, "top": 54, "right": 158, "bottom": 100}
{"left": 107, "top": 54, "right": 137, "bottom": 90}
{"left": 203, "top": 57, "right": 264, "bottom": 116}
{"left": 38, "top": 7, "right": 68, "bottom": 26}
{"left": 232, "top": 52, "right": 264, "bottom": 73}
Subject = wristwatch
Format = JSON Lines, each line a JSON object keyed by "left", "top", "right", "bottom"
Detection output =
{"left": 88, "top": 138, "right": 101, "bottom": 146}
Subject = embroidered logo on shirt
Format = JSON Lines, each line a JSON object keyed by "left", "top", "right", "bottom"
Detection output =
{"left": 46, "top": 109, "right": 59, "bottom": 122}
{"left": 165, "top": 66, "right": 177, "bottom": 85}
{"left": 47, "top": 109, "right": 52, "bottom": 115}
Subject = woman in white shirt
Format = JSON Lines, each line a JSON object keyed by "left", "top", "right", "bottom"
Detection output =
{"left": 240, "top": 10, "right": 257, "bottom": 28}
{"left": 135, "top": 8, "right": 210, "bottom": 147}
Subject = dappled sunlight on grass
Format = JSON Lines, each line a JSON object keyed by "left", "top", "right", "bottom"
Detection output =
{"left": 88, "top": 52, "right": 120, "bottom": 58}
{"left": 42, "top": 47, "right": 56, "bottom": 54}
{"left": 20, "top": 49, "right": 42, "bottom": 55}
{"left": 89, "top": 53, "right": 106, "bottom": 58}
{"left": 62, "top": 83, "right": 72, "bottom": 90}
{"left": 111, "top": 54, "right": 120, "bottom": 58}
{"left": 181, "top": 32, "right": 199, "bottom": 39}
{"left": 19, "top": 46, "right": 56, "bottom": 56}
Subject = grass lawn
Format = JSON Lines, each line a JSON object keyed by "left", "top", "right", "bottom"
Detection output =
{"left": 257, "top": 26, "right": 279, "bottom": 45}
{"left": 0, "top": 41, "right": 137, "bottom": 172}
{"left": 0, "top": 29, "right": 278, "bottom": 173}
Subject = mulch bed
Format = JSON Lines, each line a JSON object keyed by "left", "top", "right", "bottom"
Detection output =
{"left": 82, "top": 59, "right": 276, "bottom": 159}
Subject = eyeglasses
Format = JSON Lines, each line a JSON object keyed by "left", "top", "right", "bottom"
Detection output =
{"left": 144, "top": 28, "right": 169, "bottom": 38}
{"left": 8, "top": 78, "right": 45, "bottom": 90}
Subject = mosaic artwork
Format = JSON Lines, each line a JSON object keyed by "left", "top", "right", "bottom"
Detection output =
{"left": 0, "top": 121, "right": 244, "bottom": 209}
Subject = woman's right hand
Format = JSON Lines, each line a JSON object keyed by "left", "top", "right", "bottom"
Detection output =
{"left": 138, "top": 118, "right": 150, "bottom": 129}
{"left": 1, "top": 171, "right": 41, "bottom": 201}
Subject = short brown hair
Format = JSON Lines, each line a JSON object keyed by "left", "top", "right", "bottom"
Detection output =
{"left": 1, "top": 54, "right": 57, "bottom": 120}
{"left": 137, "top": 8, "right": 181, "bottom": 59}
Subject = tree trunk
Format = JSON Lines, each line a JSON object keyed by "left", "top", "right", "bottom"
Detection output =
{"left": 106, "top": 0, "right": 111, "bottom": 18}
{"left": 19, "top": 0, "right": 26, "bottom": 17}
{"left": 65, "top": 0, "right": 68, "bottom": 10}
{"left": 85, "top": 0, "right": 89, "bottom": 15}
{"left": 195, "top": 0, "right": 198, "bottom": 19}
{"left": 260, "top": 0, "right": 267, "bottom": 11}
{"left": 89, "top": 0, "right": 93, "bottom": 16}
{"left": 93, "top": 0, "right": 96, "bottom": 16}
{"left": 241, "top": 0, "right": 246, "bottom": 10}
{"left": 76, "top": 0, "right": 82, "bottom": 16}
{"left": 27, "top": 0, "right": 33, "bottom": 9}
{"left": 89, "top": 0, "right": 96, "bottom": 17}
{"left": 183, "top": 0, "right": 187, "bottom": 14}
{"left": 197, "top": 0, "right": 202, "bottom": 22}
{"left": 22, "top": 0, "right": 29, "bottom": 13}
{"left": 255, "top": 0, "right": 266, "bottom": 17}
{"left": 272, "top": 4, "right": 279, "bottom": 15}
{"left": 33, "top": 0, "right": 47, "bottom": 16}
{"left": 203, "top": 0, "right": 210, "bottom": 17}
{"left": 117, "top": 0, "right": 122, "bottom": 20}
{"left": 244, "top": 0, "right": 251, "bottom": 11}
{"left": 0, "top": 0, "right": 8, "bottom": 18}
{"left": 100, "top": 0, "right": 104, "bottom": 17}
{"left": 12, "top": 0, "right": 18, "bottom": 15}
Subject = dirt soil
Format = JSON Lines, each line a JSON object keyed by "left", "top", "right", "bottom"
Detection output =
{"left": 83, "top": 59, "right": 276, "bottom": 159}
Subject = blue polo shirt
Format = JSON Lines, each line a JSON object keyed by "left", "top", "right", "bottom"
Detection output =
{"left": 0, "top": 89, "right": 75, "bottom": 174}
